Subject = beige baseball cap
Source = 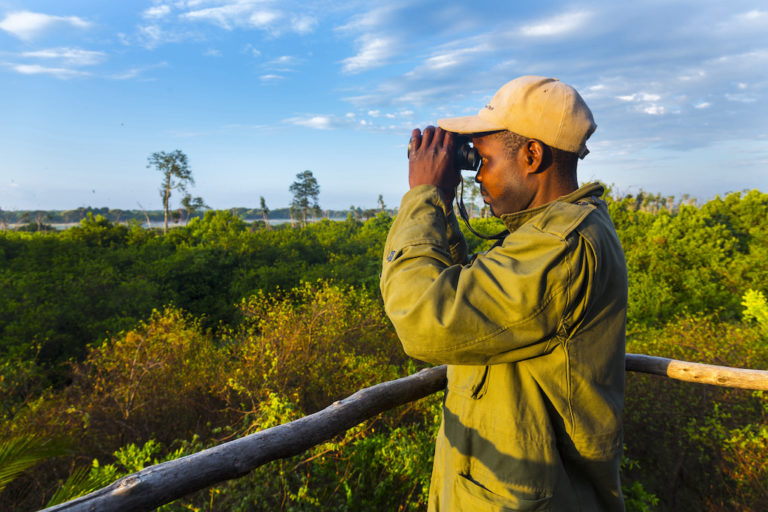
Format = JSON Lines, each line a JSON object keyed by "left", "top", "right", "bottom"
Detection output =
{"left": 438, "top": 75, "right": 596, "bottom": 158}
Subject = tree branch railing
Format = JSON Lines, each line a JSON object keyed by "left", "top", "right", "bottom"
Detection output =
{"left": 42, "top": 354, "right": 768, "bottom": 512}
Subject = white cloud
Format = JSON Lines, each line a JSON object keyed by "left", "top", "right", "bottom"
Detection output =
{"left": 694, "top": 102, "right": 711, "bottom": 109}
{"left": 242, "top": 44, "right": 261, "bottom": 57}
{"left": 679, "top": 70, "right": 706, "bottom": 82}
{"left": 129, "top": 21, "right": 198, "bottom": 49}
{"left": 335, "top": 5, "right": 397, "bottom": 33}
{"left": 249, "top": 10, "right": 281, "bottom": 28}
{"left": 167, "top": 0, "right": 317, "bottom": 36}
{"left": 21, "top": 48, "right": 106, "bottom": 66}
{"left": 519, "top": 11, "right": 591, "bottom": 37}
{"left": 284, "top": 113, "right": 367, "bottom": 130}
{"left": 110, "top": 61, "right": 167, "bottom": 80}
{"left": 143, "top": 5, "right": 172, "bottom": 19}
{"left": 617, "top": 92, "right": 662, "bottom": 102}
{"left": 725, "top": 93, "right": 757, "bottom": 103}
{"left": 203, "top": 48, "right": 222, "bottom": 57}
{"left": 182, "top": 1, "right": 282, "bottom": 31}
{"left": 368, "top": 110, "right": 380, "bottom": 117}
{"left": 0, "top": 10, "right": 90, "bottom": 40}
{"left": 735, "top": 9, "right": 768, "bottom": 25}
{"left": 342, "top": 35, "right": 396, "bottom": 73}
{"left": 269, "top": 55, "right": 297, "bottom": 66}
{"left": 422, "top": 44, "right": 490, "bottom": 71}
{"left": 111, "top": 68, "right": 143, "bottom": 80}
{"left": 11, "top": 63, "right": 89, "bottom": 79}
{"left": 260, "top": 74, "right": 284, "bottom": 82}
{"left": 136, "top": 24, "right": 166, "bottom": 48}
{"left": 642, "top": 105, "right": 666, "bottom": 115}
{"left": 291, "top": 15, "right": 316, "bottom": 34}
{"left": 287, "top": 115, "right": 335, "bottom": 129}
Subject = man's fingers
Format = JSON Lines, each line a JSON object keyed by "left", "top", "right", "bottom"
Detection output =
{"left": 411, "top": 128, "right": 421, "bottom": 148}
{"left": 432, "top": 126, "right": 446, "bottom": 147}
{"left": 443, "top": 129, "right": 457, "bottom": 150}
{"left": 422, "top": 125, "right": 435, "bottom": 148}
{"left": 409, "top": 129, "right": 422, "bottom": 157}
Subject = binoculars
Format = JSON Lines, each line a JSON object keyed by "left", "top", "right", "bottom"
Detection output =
{"left": 407, "top": 138, "right": 482, "bottom": 173}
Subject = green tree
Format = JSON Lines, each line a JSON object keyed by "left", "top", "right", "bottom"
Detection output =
{"left": 461, "top": 175, "right": 482, "bottom": 219}
{"left": 147, "top": 150, "right": 194, "bottom": 233}
{"left": 289, "top": 170, "right": 320, "bottom": 227}
{"left": 259, "top": 196, "right": 271, "bottom": 230}
{"left": 180, "top": 194, "right": 208, "bottom": 224}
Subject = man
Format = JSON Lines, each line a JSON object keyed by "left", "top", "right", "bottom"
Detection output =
{"left": 380, "top": 76, "right": 627, "bottom": 511}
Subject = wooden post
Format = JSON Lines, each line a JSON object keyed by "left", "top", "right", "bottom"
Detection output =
{"left": 626, "top": 353, "right": 768, "bottom": 390}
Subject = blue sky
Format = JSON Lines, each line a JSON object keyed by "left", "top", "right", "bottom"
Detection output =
{"left": 1, "top": 0, "right": 766, "bottom": 211}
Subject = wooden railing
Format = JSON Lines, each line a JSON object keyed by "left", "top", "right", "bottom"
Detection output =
{"left": 42, "top": 354, "right": 768, "bottom": 512}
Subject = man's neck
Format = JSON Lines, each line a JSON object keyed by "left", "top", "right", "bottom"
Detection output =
{"left": 530, "top": 174, "right": 578, "bottom": 209}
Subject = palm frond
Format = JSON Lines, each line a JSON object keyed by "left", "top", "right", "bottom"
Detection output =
{"left": 45, "top": 463, "right": 117, "bottom": 507}
{"left": 0, "top": 435, "right": 69, "bottom": 492}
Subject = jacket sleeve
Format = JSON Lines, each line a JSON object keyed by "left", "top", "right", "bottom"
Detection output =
{"left": 380, "top": 185, "right": 583, "bottom": 366}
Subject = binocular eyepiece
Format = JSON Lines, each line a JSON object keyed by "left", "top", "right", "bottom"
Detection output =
{"left": 407, "top": 137, "right": 482, "bottom": 173}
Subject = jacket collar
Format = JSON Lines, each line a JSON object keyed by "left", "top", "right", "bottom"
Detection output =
{"left": 498, "top": 182, "right": 605, "bottom": 232}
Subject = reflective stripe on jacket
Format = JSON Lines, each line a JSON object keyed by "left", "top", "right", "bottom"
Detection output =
{"left": 380, "top": 182, "right": 627, "bottom": 511}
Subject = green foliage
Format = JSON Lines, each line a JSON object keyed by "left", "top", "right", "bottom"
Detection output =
{"left": 0, "top": 214, "right": 391, "bottom": 371}
{"left": 621, "top": 453, "right": 660, "bottom": 512}
{"left": 45, "top": 462, "right": 119, "bottom": 507}
{"left": 609, "top": 189, "right": 768, "bottom": 327}
{"left": 460, "top": 216, "right": 507, "bottom": 253}
{"left": 3, "top": 280, "right": 425, "bottom": 509}
{"left": 148, "top": 149, "right": 195, "bottom": 233}
{"left": 742, "top": 289, "right": 768, "bottom": 340}
{"left": 290, "top": 170, "right": 321, "bottom": 227}
{"left": 624, "top": 314, "right": 768, "bottom": 510}
{"left": 46, "top": 439, "right": 191, "bottom": 507}
{"left": 0, "top": 436, "right": 69, "bottom": 493}
{"left": 1, "top": 356, "right": 45, "bottom": 421}
{"left": 2, "top": 188, "right": 768, "bottom": 510}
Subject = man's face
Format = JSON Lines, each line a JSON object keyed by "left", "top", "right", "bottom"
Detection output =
{"left": 471, "top": 133, "right": 532, "bottom": 217}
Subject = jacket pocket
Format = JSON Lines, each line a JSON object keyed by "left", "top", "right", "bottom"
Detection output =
{"left": 454, "top": 474, "right": 551, "bottom": 512}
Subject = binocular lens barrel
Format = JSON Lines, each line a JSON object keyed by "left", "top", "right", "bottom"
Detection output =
{"left": 407, "top": 141, "right": 481, "bottom": 173}
{"left": 457, "top": 144, "right": 481, "bottom": 172}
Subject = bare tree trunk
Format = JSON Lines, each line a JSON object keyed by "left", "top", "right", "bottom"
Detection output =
{"left": 163, "top": 189, "right": 170, "bottom": 234}
{"left": 137, "top": 203, "right": 151, "bottom": 229}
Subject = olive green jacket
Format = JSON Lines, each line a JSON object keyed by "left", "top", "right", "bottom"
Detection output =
{"left": 380, "top": 183, "right": 627, "bottom": 511}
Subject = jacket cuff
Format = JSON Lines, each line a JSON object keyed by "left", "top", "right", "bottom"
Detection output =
{"left": 388, "top": 185, "right": 467, "bottom": 265}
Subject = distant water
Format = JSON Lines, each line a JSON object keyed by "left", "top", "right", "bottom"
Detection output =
{"left": 7, "top": 218, "right": 343, "bottom": 231}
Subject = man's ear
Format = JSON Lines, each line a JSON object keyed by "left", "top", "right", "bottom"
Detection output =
{"left": 521, "top": 139, "right": 547, "bottom": 174}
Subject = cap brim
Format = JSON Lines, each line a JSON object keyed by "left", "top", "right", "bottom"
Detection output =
{"left": 437, "top": 115, "right": 504, "bottom": 134}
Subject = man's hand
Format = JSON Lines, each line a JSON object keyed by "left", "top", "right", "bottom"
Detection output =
{"left": 408, "top": 126, "right": 461, "bottom": 205}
